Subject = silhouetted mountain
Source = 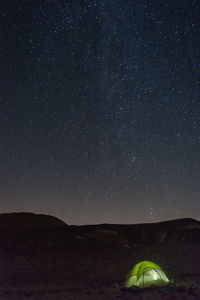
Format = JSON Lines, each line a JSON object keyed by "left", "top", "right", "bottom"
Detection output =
{"left": 0, "top": 212, "right": 67, "bottom": 231}
{"left": 0, "top": 213, "right": 199, "bottom": 244}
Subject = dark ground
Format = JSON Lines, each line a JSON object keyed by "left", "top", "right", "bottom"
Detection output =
{"left": 0, "top": 213, "right": 200, "bottom": 299}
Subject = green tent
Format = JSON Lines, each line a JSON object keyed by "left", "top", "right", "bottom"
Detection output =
{"left": 124, "top": 261, "right": 169, "bottom": 288}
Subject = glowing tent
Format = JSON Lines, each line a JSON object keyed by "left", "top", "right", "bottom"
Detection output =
{"left": 124, "top": 261, "right": 169, "bottom": 288}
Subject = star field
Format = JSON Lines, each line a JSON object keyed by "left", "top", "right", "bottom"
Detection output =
{"left": 0, "top": 0, "right": 200, "bottom": 224}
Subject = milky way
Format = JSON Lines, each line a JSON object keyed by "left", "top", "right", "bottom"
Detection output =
{"left": 0, "top": 0, "right": 200, "bottom": 224}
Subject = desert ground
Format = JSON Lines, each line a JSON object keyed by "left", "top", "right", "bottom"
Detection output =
{"left": 0, "top": 213, "right": 200, "bottom": 299}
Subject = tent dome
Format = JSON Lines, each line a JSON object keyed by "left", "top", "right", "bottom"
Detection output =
{"left": 124, "top": 261, "right": 169, "bottom": 288}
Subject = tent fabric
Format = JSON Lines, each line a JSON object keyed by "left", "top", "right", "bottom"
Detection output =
{"left": 124, "top": 261, "right": 169, "bottom": 288}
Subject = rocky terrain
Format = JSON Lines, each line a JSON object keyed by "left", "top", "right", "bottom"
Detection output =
{"left": 0, "top": 213, "right": 200, "bottom": 299}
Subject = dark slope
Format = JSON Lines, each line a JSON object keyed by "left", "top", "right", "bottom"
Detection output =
{"left": 70, "top": 217, "right": 200, "bottom": 245}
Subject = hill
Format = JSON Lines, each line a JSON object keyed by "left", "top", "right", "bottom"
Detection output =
{"left": 0, "top": 212, "right": 67, "bottom": 231}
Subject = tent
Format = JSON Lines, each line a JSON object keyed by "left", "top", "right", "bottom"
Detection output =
{"left": 124, "top": 261, "right": 169, "bottom": 288}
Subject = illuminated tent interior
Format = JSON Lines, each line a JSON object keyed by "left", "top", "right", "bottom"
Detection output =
{"left": 124, "top": 261, "right": 170, "bottom": 288}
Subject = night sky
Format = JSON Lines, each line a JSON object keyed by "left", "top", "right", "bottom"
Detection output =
{"left": 1, "top": 0, "right": 200, "bottom": 225}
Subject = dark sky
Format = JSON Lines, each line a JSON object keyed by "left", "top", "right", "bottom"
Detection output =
{"left": 1, "top": 0, "right": 200, "bottom": 224}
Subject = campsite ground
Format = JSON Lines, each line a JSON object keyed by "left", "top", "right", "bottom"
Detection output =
{"left": 0, "top": 214, "right": 200, "bottom": 299}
